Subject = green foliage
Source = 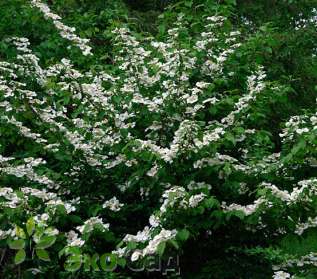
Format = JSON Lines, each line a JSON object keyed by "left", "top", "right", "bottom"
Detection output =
{"left": 14, "top": 249, "right": 26, "bottom": 265}
{"left": 0, "top": 0, "right": 316, "bottom": 279}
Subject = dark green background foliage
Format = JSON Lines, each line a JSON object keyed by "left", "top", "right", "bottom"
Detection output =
{"left": 0, "top": 0, "right": 316, "bottom": 279}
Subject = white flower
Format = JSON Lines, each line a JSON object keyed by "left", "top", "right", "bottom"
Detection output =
{"left": 188, "top": 193, "right": 206, "bottom": 207}
{"left": 296, "top": 127, "right": 309, "bottom": 134}
{"left": 222, "top": 198, "right": 265, "bottom": 216}
{"left": 273, "top": 271, "right": 291, "bottom": 279}
{"left": 41, "top": 213, "right": 49, "bottom": 221}
{"left": 131, "top": 250, "right": 143, "bottom": 262}
{"left": 187, "top": 94, "right": 198, "bottom": 104}
{"left": 146, "top": 164, "right": 159, "bottom": 177}
{"left": 77, "top": 217, "right": 109, "bottom": 234}
{"left": 0, "top": 229, "right": 11, "bottom": 240}
{"left": 149, "top": 215, "right": 160, "bottom": 227}
{"left": 310, "top": 115, "right": 317, "bottom": 125}
{"left": 123, "top": 226, "right": 151, "bottom": 243}
{"left": 46, "top": 199, "right": 76, "bottom": 213}
{"left": 112, "top": 247, "right": 127, "bottom": 258}
{"left": 142, "top": 228, "right": 177, "bottom": 256}
{"left": 103, "top": 196, "right": 124, "bottom": 212}
{"left": 66, "top": 230, "right": 85, "bottom": 247}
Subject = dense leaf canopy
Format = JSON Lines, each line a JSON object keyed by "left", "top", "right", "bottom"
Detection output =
{"left": 0, "top": 1, "right": 316, "bottom": 279}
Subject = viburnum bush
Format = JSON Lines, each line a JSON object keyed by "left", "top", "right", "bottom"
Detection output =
{"left": 0, "top": 1, "right": 316, "bottom": 278}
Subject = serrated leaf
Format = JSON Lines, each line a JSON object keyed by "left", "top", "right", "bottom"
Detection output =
{"left": 170, "top": 239, "right": 180, "bottom": 250}
{"left": 36, "top": 249, "right": 50, "bottom": 261}
{"left": 26, "top": 217, "right": 35, "bottom": 236}
{"left": 35, "top": 235, "right": 56, "bottom": 249}
{"left": 177, "top": 229, "right": 190, "bottom": 241}
{"left": 8, "top": 239, "right": 25, "bottom": 250}
{"left": 14, "top": 249, "right": 26, "bottom": 265}
{"left": 15, "top": 226, "right": 26, "bottom": 239}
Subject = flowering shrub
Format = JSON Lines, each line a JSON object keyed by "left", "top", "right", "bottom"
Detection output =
{"left": 0, "top": 1, "right": 316, "bottom": 278}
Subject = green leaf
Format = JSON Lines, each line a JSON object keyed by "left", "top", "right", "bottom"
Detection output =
{"left": 291, "top": 140, "right": 306, "bottom": 155}
{"left": 205, "top": 197, "right": 218, "bottom": 209}
{"left": 185, "top": 0, "right": 193, "bottom": 7}
{"left": 8, "top": 239, "right": 25, "bottom": 250}
{"left": 233, "top": 210, "right": 245, "bottom": 220}
{"left": 15, "top": 226, "right": 26, "bottom": 239}
{"left": 127, "top": 242, "right": 137, "bottom": 250}
{"left": 170, "top": 239, "right": 180, "bottom": 250}
{"left": 14, "top": 249, "right": 26, "bottom": 265}
{"left": 224, "top": 132, "right": 236, "bottom": 145}
{"left": 177, "top": 229, "right": 190, "bottom": 241}
{"left": 225, "top": 0, "right": 236, "bottom": 4}
{"left": 157, "top": 241, "right": 166, "bottom": 256}
{"left": 59, "top": 246, "right": 81, "bottom": 258}
{"left": 26, "top": 217, "right": 35, "bottom": 236}
{"left": 36, "top": 249, "right": 50, "bottom": 261}
{"left": 117, "top": 257, "right": 126, "bottom": 268}
{"left": 35, "top": 235, "right": 56, "bottom": 249}
{"left": 65, "top": 255, "right": 82, "bottom": 272}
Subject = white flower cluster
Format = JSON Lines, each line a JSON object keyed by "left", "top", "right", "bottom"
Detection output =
{"left": 220, "top": 179, "right": 317, "bottom": 219}
{"left": 0, "top": 185, "right": 79, "bottom": 247}
{"left": 294, "top": 8, "right": 317, "bottom": 31}
{"left": 29, "top": 0, "right": 92, "bottom": 55}
{"left": 221, "top": 198, "right": 266, "bottom": 216}
{"left": 76, "top": 217, "right": 110, "bottom": 234}
{"left": 294, "top": 216, "right": 317, "bottom": 235}
{"left": 151, "top": 184, "right": 207, "bottom": 215}
{"left": 0, "top": 156, "right": 59, "bottom": 190}
{"left": 187, "top": 181, "right": 212, "bottom": 191}
{"left": 123, "top": 226, "right": 151, "bottom": 243}
{"left": 195, "top": 16, "right": 241, "bottom": 76}
{"left": 189, "top": 193, "right": 206, "bottom": 207}
{"left": 120, "top": 184, "right": 208, "bottom": 261}
{"left": 264, "top": 179, "right": 317, "bottom": 204}
{"left": 65, "top": 217, "right": 110, "bottom": 247}
{"left": 160, "top": 186, "right": 187, "bottom": 213}
{"left": 279, "top": 110, "right": 317, "bottom": 142}
{"left": 102, "top": 196, "right": 124, "bottom": 212}
{"left": 131, "top": 228, "right": 177, "bottom": 261}
{"left": 0, "top": 186, "right": 77, "bottom": 213}
{"left": 273, "top": 271, "right": 291, "bottom": 279}
{"left": 66, "top": 230, "right": 85, "bottom": 247}
{"left": 194, "top": 153, "right": 240, "bottom": 169}
{"left": 274, "top": 252, "right": 317, "bottom": 275}
{"left": 46, "top": 199, "right": 76, "bottom": 214}
{"left": 0, "top": 229, "right": 14, "bottom": 240}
